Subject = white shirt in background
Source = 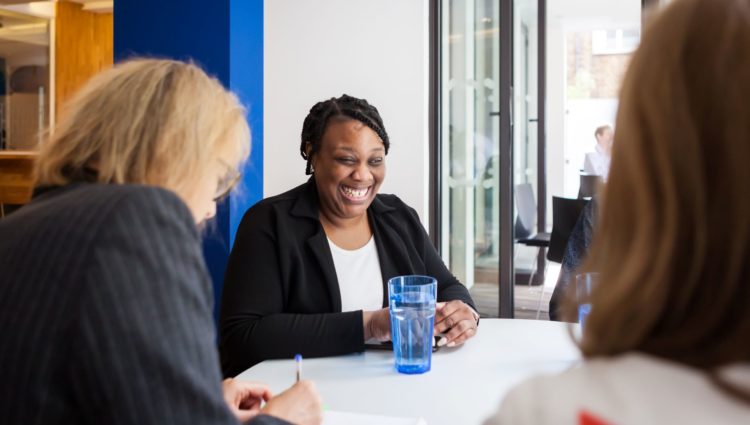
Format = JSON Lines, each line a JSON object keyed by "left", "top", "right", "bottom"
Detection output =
{"left": 327, "top": 236, "right": 384, "bottom": 312}
{"left": 583, "top": 144, "right": 611, "bottom": 180}
{"left": 484, "top": 353, "right": 750, "bottom": 425}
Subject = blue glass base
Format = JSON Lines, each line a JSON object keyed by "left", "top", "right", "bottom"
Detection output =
{"left": 396, "top": 364, "right": 431, "bottom": 374}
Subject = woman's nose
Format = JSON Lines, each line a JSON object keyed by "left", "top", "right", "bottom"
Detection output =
{"left": 350, "top": 162, "right": 371, "bottom": 181}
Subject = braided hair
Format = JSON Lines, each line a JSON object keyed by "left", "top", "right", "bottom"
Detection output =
{"left": 300, "top": 94, "right": 390, "bottom": 175}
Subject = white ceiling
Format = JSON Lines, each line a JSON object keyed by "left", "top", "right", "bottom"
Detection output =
{"left": 0, "top": 0, "right": 113, "bottom": 7}
{"left": 0, "top": 2, "right": 48, "bottom": 56}
{"left": 0, "top": 0, "right": 113, "bottom": 52}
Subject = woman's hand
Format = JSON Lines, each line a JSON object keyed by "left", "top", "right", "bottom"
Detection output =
{"left": 363, "top": 308, "right": 391, "bottom": 341}
{"left": 222, "top": 378, "right": 272, "bottom": 422}
{"left": 434, "top": 300, "right": 479, "bottom": 347}
{"left": 262, "top": 380, "right": 323, "bottom": 425}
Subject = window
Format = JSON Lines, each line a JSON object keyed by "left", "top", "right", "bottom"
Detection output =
{"left": 591, "top": 28, "right": 640, "bottom": 55}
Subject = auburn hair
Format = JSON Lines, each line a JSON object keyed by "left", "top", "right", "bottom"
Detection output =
{"left": 573, "top": 0, "right": 750, "bottom": 399}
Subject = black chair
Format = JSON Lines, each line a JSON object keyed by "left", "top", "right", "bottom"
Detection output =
{"left": 522, "top": 196, "right": 589, "bottom": 319}
{"left": 514, "top": 183, "right": 549, "bottom": 286}
{"left": 578, "top": 173, "right": 603, "bottom": 199}
{"left": 547, "top": 196, "right": 589, "bottom": 263}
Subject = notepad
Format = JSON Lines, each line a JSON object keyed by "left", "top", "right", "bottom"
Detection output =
{"left": 324, "top": 410, "right": 427, "bottom": 425}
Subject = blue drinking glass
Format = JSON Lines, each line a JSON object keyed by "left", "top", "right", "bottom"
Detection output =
{"left": 388, "top": 275, "right": 437, "bottom": 374}
{"left": 578, "top": 303, "right": 591, "bottom": 329}
{"left": 576, "top": 273, "right": 598, "bottom": 331}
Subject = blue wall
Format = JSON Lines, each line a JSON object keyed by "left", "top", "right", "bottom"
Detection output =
{"left": 114, "top": 0, "right": 264, "bottom": 321}
{"left": 229, "top": 0, "right": 264, "bottom": 246}
{"left": 114, "top": 2, "right": 230, "bottom": 83}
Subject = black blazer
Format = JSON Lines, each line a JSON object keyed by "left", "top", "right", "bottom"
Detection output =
{"left": 0, "top": 184, "right": 286, "bottom": 425}
{"left": 220, "top": 178, "right": 476, "bottom": 377}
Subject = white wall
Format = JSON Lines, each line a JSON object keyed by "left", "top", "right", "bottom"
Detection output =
{"left": 264, "top": 0, "right": 429, "bottom": 222}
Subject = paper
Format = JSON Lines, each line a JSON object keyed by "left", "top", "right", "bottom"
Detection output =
{"left": 324, "top": 410, "right": 427, "bottom": 425}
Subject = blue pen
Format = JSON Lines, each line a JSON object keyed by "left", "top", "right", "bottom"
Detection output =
{"left": 295, "top": 354, "right": 302, "bottom": 382}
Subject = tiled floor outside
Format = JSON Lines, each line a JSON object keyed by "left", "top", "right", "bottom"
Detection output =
{"left": 469, "top": 253, "right": 561, "bottom": 320}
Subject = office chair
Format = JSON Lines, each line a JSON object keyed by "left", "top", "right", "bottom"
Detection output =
{"left": 514, "top": 183, "right": 549, "bottom": 287}
{"left": 547, "top": 196, "right": 590, "bottom": 263}
{"left": 531, "top": 196, "right": 589, "bottom": 318}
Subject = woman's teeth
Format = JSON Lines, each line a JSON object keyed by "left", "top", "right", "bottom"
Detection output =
{"left": 342, "top": 185, "right": 368, "bottom": 199}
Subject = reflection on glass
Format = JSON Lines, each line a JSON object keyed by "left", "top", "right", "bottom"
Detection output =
{"left": 441, "top": 0, "right": 500, "bottom": 315}
{"left": 512, "top": 0, "right": 541, "bottom": 319}
{"left": 0, "top": 8, "right": 50, "bottom": 151}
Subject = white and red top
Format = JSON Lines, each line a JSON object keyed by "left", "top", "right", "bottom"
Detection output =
{"left": 484, "top": 353, "right": 750, "bottom": 425}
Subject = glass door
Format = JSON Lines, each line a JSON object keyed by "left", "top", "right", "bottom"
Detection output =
{"left": 441, "top": 0, "right": 501, "bottom": 316}
{"left": 438, "top": 0, "right": 643, "bottom": 319}
{"left": 442, "top": 0, "right": 535, "bottom": 318}
{"left": 512, "top": 0, "right": 542, "bottom": 319}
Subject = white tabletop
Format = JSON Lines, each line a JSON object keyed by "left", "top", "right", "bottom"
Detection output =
{"left": 236, "top": 319, "right": 581, "bottom": 425}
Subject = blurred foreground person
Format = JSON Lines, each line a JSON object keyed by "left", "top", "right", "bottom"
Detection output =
{"left": 0, "top": 59, "right": 322, "bottom": 425}
{"left": 485, "top": 0, "right": 750, "bottom": 423}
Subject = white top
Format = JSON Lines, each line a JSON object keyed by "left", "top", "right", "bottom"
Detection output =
{"left": 237, "top": 319, "right": 581, "bottom": 425}
{"left": 583, "top": 145, "right": 611, "bottom": 179}
{"left": 484, "top": 353, "right": 750, "bottom": 425}
{"left": 327, "top": 236, "right": 384, "bottom": 312}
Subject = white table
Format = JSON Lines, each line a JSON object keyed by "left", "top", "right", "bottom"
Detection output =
{"left": 237, "top": 319, "right": 581, "bottom": 425}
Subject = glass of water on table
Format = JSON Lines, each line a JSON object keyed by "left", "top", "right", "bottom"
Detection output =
{"left": 388, "top": 275, "right": 437, "bottom": 374}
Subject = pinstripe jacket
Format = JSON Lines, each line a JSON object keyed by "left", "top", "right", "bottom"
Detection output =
{"left": 0, "top": 184, "right": 287, "bottom": 425}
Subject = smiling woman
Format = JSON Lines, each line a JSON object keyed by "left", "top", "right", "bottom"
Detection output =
{"left": 310, "top": 119, "right": 386, "bottom": 249}
{"left": 219, "top": 94, "right": 480, "bottom": 377}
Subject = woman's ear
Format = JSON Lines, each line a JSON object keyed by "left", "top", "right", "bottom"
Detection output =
{"left": 305, "top": 142, "right": 316, "bottom": 174}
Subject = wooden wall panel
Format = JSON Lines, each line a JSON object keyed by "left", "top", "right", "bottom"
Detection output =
{"left": 54, "top": 1, "right": 113, "bottom": 118}
{"left": 0, "top": 151, "right": 35, "bottom": 206}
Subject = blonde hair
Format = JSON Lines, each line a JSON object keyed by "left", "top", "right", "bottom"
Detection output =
{"left": 35, "top": 59, "right": 250, "bottom": 197}
{"left": 576, "top": 0, "right": 750, "bottom": 389}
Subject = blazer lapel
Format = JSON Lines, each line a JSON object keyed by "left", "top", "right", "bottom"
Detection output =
{"left": 306, "top": 227, "right": 342, "bottom": 312}
{"left": 293, "top": 178, "right": 343, "bottom": 313}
